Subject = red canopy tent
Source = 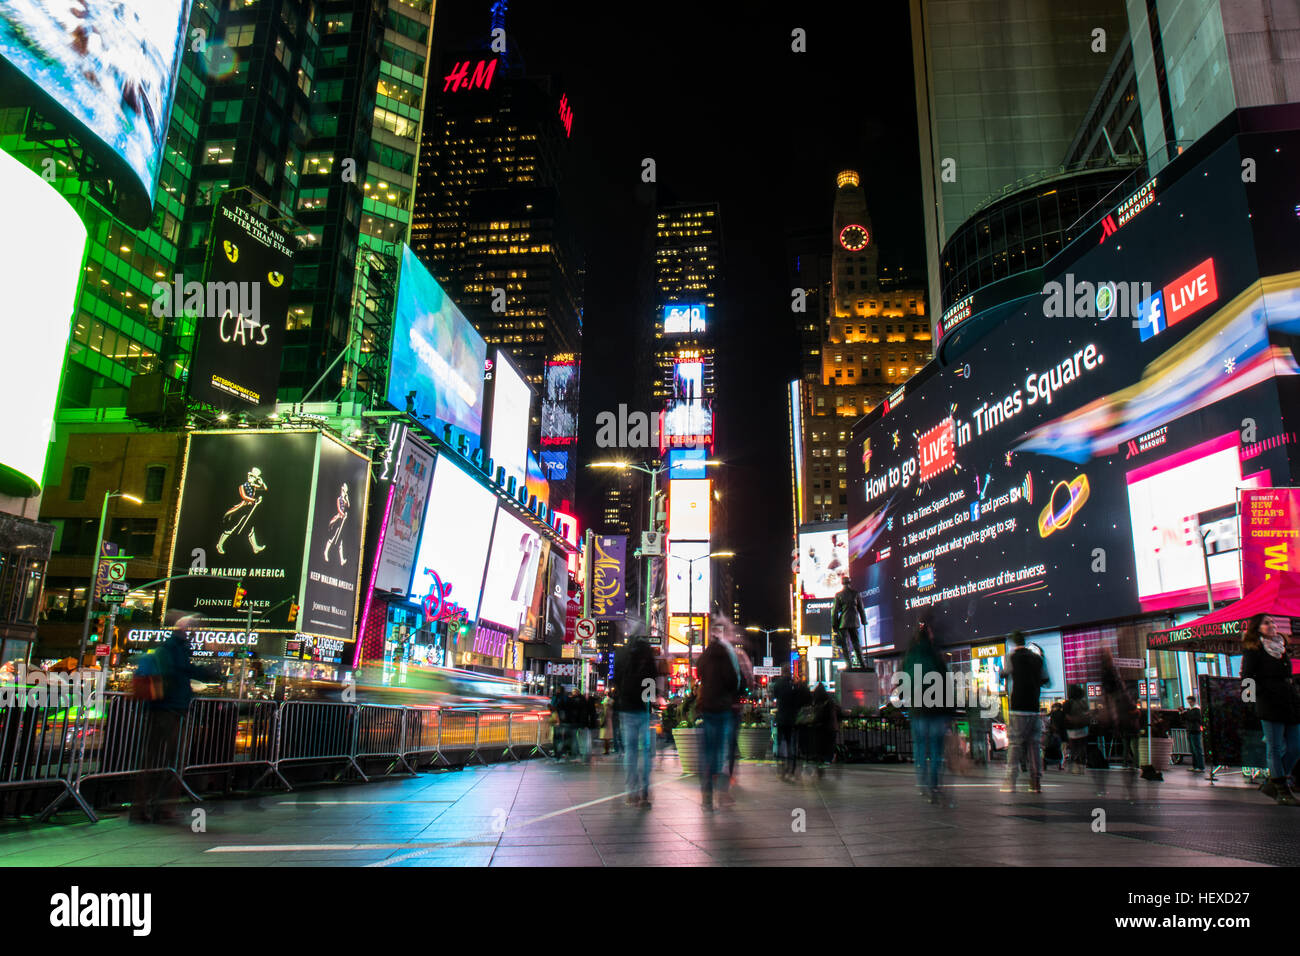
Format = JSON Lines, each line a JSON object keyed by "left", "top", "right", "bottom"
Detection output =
{"left": 1147, "top": 571, "right": 1300, "bottom": 655}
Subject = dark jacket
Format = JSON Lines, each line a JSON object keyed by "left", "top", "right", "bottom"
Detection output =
{"left": 832, "top": 586, "right": 866, "bottom": 632}
{"left": 901, "top": 638, "right": 949, "bottom": 714}
{"left": 695, "top": 640, "right": 739, "bottom": 714}
{"left": 773, "top": 677, "right": 810, "bottom": 727}
{"left": 614, "top": 641, "right": 659, "bottom": 712}
{"left": 150, "top": 632, "right": 221, "bottom": 713}
{"left": 1004, "top": 646, "right": 1047, "bottom": 713}
{"left": 1241, "top": 647, "right": 1300, "bottom": 724}
{"left": 1183, "top": 706, "right": 1203, "bottom": 734}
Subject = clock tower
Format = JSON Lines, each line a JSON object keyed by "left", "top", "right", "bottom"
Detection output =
{"left": 831, "top": 169, "right": 878, "bottom": 301}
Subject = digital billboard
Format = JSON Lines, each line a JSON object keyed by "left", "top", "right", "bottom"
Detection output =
{"left": 409, "top": 455, "right": 496, "bottom": 624}
{"left": 486, "top": 349, "right": 530, "bottom": 491}
{"left": 663, "top": 303, "right": 706, "bottom": 334}
{"left": 525, "top": 451, "right": 549, "bottom": 509}
{"left": 668, "top": 479, "right": 711, "bottom": 540}
{"left": 186, "top": 194, "right": 296, "bottom": 411}
{"left": 478, "top": 506, "right": 543, "bottom": 634}
{"left": 373, "top": 433, "right": 435, "bottom": 594}
{"left": 0, "top": 0, "right": 190, "bottom": 228}
{"left": 661, "top": 400, "right": 713, "bottom": 449}
{"left": 166, "top": 431, "right": 318, "bottom": 630}
{"left": 388, "top": 245, "right": 487, "bottom": 442}
{"left": 300, "top": 434, "right": 371, "bottom": 641}
{"left": 540, "top": 357, "right": 579, "bottom": 445}
{"left": 798, "top": 523, "right": 849, "bottom": 600}
{"left": 0, "top": 146, "right": 87, "bottom": 497}
{"left": 847, "top": 136, "right": 1300, "bottom": 649}
{"left": 667, "top": 540, "right": 710, "bottom": 616}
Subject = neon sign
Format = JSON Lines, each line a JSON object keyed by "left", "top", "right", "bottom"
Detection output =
{"left": 443, "top": 60, "right": 497, "bottom": 93}
{"left": 558, "top": 93, "right": 573, "bottom": 137}
{"left": 420, "top": 569, "right": 468, "bottom": 627}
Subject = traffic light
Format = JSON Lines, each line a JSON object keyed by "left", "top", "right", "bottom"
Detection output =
{"left": 233, "top": 583, "right": 247, "bottom": 609}
{"left": 288, "top": 601, "right": 299, "bottom": 624}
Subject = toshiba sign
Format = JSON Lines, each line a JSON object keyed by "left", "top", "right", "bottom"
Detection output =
{"left": 1163, "top": 257, "right": 1218, "bottom": 326}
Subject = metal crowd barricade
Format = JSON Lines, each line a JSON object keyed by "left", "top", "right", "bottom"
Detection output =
{"left": 0, "top": 691, "right": 95, "bottom": 823}
{"left": 438, "top": 709, "right": 483, "bottom": 765}
{"left": 475, "top": 710, "right": 512, "bottom": 761}
{"left": 268, "top": 700, "right": 365, "bottom": 784}
{"left": 181, "top": 697, "right": 286, "bottom": 791}
{"left": 400, "top": 706, "right": 445, "bottom": 768}
{"left": 507, "top": 710, "right": 548, "bottom": 759}
{"left": 73, "top": 691, "right": 201, "bottom": 822}
{"left": 355, "top": 703, "right": 414, "bottom": 775}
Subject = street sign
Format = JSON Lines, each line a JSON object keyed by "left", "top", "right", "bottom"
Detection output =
{"left": 1112, "top": 657, "right": 1144, "bottom": 668}
{"left": 95, "top": 644, "right": 110, "bottom": 657}
{"left": 763, "top": 657, "right": 773, "bottom": 668}
{"left": 754, "top": 666, "right": 782, "bottom": 677}
{"left": 576, "top": 618, "right": 596, "bottom": 641}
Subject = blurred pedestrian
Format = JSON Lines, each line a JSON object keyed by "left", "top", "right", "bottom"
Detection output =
{"left": 1180, "top": 695, "right": 1204, "bottom": 773}
{"left": 1064, "top": 684, "right": 1090, "bottom": 774}
{"left": 1098, "top": 650, "right": 1138, "bottom": 799}
{"left": 130, "top": 617, "right": 221, "bottom": 823}
{"left": 809, "top": 683, "right": 838, "bottom": 776}
{"left": 1047, "top": 700, "right": 1067, "bottom": 771}
{"left": 773, "top": 672, "right": 807, "bottom": 780}
{"left": 728, "top": 642, "right": 754, "bottom": 782}
{"left": 696, "top": 635, "right": 741, "bottom": 810}
{"left": 598, "top": 691, "right": 613, "bottom": 755}
{"left": 1000, "top": 631, "right": 1047, "bottom": 794}
{"left": 902, "top": 622, "right": 951, "bottom": 804}
{"left": 1241, "top": 614, "right": 1300, "bottom": 805}
{"left": 615, "top": 638, "right": 659, "bottom": 807}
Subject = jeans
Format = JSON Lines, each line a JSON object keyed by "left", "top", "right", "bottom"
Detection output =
{"left": 700, "top": 711, "right": 733, "bottom": 796}
{"left": 620, "top": 709, "right": 653, "bottom": 796}
{"left": 1188, "top": 730, "right": 1204, "bottom": 771}
{"left": 1006, "top": 712, "right": 1042, "bottom": 784}
{"left": 911, "top": 712, "right": 947, "bottom": 790}
{"left": 1260, "top": 720, "right": 1300, "bottom": 779}
{"left": 777, "top": 723, "right": 798, "bottom": 774}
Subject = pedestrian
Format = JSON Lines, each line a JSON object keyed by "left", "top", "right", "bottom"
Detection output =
{"left": 902, "top": 622, "right": 951, "bottom": 804}
{"left": 832, "top": 575, "right": 867, "bottom": 670}
{"left": 1099, "top": 650, "right": 1139, "bottom": 770}
{"left": 600, "top": 689, "right": 615, "bottom": 755}
{"left": 1180, "top": 695, "right": 1205, "bottom": 773}
{"left": 550, "top": 686, "right": 570, "bottom": 760}
{"left": 1064, "top": 684, "right": 1090, "bottom": 774}
{"left": 1047, "top": 700, "right": 1067, "bottom": 770}
{"left": 809, "top": 683, "right": 838, "bottom": 776}
{"left": 130, "top": 617, "right": 221, "bottom": 823}
{"left": 615, "top": 638, "right": 660, "bottom": 806}
{"left": 695, "top": 635, "right": 741, "bottom": 810}
{"left": 1000, "top": 631, "right": 1048, "bottom": 794}
{"left": 1241, "top": 613, "right": 1300, "bottom": 805}
{"left": 728, "top": 642, "right": 754, "bottom": 782}
{"left": 772, "top": 672, "right": 807, "bottom": 780}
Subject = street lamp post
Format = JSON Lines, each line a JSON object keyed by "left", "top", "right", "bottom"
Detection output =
{"left": 670, "top": 549, "right": 734, "bottom": 687}
{"left": 77, "top": 490, "right": 142, "bottom": 667}
{"left": 746, "top": 625, "right": 790, "bottom": 701}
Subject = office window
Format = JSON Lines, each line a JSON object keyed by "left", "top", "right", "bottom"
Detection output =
{"left": 145, "top": 466, "right": 166, "bottom": 502}
{"left": 69, "top": 467, "right": 90, "bottom": 502}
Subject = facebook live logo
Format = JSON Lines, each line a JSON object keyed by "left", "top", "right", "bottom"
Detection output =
{"left": 1138, "top": 257, "right": 1217, "bottom": 342}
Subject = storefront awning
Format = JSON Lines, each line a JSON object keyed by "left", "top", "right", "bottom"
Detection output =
{"left": 1147, "top": 572, "right": 1300, "bottom": 654}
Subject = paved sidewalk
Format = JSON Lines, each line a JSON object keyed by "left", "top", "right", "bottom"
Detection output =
{"left": 0, "top": 753, "right": 1293, "bottom": 866}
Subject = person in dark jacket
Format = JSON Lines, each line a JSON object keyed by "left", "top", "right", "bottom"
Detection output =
{"left": 695, "top": 637, "right": 740, "bottom": 809}
{"left": 1241, "top": 614, "right": 1300, "bottom": 804}
{"left": 809, "top": 683, "right": 838, "bottom": 775}
{"left": 1063, "top": 684, "right": 1090, "bottom": 774}
{"left": 832, "top": 577, "right": 867, "bottom": 670}
{"left": 1000, "top": 632, "right": 1048, "bottom": 793}
{"left": 772, "top": 674, "right": 809, "bottom": 779}
{"left": 1180, "top": 695, "right": 1205, "bottom": 773}
{"left": 131, "top": 619, "right": 221, "bottom": 823}
{"left": 902, "top": 622, "right": 951, "bottom": 804}
{"left": 615, "top": 639, "right": 660, "bottom": 806}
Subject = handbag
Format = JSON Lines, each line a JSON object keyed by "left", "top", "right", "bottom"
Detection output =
{"left": 796, "top": 705, "right": 816, "bottom": 727}
{"left": 131, "top": 650, "right": 164, "bottom": 702}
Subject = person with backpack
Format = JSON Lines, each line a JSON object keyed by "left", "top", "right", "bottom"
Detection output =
{"left": 832, "top": 576, "right": 867, "bottom": 670}
{"left": 695, "top": 635, "right": 741, "bottom": 810}
{"left": 1000, "top": 632, "right": 1048, "bottom": 794}
{"left": 130, "top": 617, "right": 222, "bottom": 823}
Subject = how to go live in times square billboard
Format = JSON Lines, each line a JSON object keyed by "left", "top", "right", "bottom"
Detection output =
{"left": 847, "top": 132, "right": 1300, "bottom": 652}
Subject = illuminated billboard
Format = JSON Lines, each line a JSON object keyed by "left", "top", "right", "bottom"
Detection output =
{"left": 410, "top": 455, "right": 497, "bottom": 623}
{"left": 300, "top": 434, "right": 371, "bottom": 641}
{"left": 798, "top": 523, "right": 849, "bottom": 600}
{"left": 661, "top": 400, "right": 713, "bottom": 450}
{"left": 847, "top": 135, "right": 1300, "bottom": 648}
{"left": 0, "top": 0, "right": 190, "bottom": 228}
{"left": 0, "top": 146, "right": 87, "bottom": 496}
{"left": 668, "top": 479, "right": 711, "bottom": 540}
{"left": 479, "top": 506, "right": 543, "bottom": 633}
{"left": 525, "top": 452, "right": 549, "bottom": 509}
{"left": 373, "top": 434, "right": 435, "bottom": 594}
{"left": 667, "top": 540, "right": 710, "bottom": 616}
{"left": 540, "top": 357, "right": 579, "bottom": 445}
{"left": 663, "top": 303, "right": 706, "bottom": 334}
{"left": 388, "top": 245, "right": 487, "bottom": 442}
{"left": 486, "top": 349, "right": 531, "bottom": 490}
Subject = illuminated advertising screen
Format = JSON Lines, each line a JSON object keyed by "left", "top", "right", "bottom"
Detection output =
{"left": 663, "top": 303, "right": 706, "bottom": 334}
{"left": 374, "top": 434, "right": 435, "bottom": 594}
{"left": 409, "top": 455, "right": 497, "bottom": 623}
{"left": 0, "top": 146, "right": 86, "bottom": 496}
{"left": 525, "top": 451, "right": 549, "bottom": 509}
{"left": 667, "top": 540, "right": 710, "bottom": 616}
{"left": 0, "top": 0, "right": 190, "bottom": 228}
{"left": 486, "top": 349, "right": 530, "bottom": 490}
{"left": 847, "top": 135, "right": 1300, "bottom": 648}
{"left": 388, "top": 245, "right": 487, "bottom": 442}
{"left": 668, "top": 479, "right": 711, "bottom": 539}
{"left": 187, "top": 193, "right": 296, "bottom": 411}
{"left": 166, "top": 431, "right": 318, "bottom": 630}
{"left": 300, "top": 434, "right": 371, "bottom": 641}
{"left": 798, "top": 523, "right": 849, "bottom": 600}
{"left": 661, "top": 400, "right": 713, "bottom": 448}
{"left": 478, "top": 506, "right": 543, "bottom": 634}
{"left": 541, "top": 358, "right": 579, "bottom": 444}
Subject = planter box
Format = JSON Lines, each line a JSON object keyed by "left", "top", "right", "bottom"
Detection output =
{"left": 737, "top": 727, "right": 772, "bottom": 761}
{"left": 1138, "top": 737, "right": 1174, "bottom": 767}
{"left": 672, "top": 727, "right": 701, "bottom": 775}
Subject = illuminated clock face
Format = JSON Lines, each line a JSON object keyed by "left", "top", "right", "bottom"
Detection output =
{"left": 839, "top": 224, "right": 870, "bottom": 251}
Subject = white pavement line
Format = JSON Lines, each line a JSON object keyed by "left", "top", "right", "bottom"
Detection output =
{"left": 207, "top": 840, "right": 498, "bottom": 853}
{"left": 273, "top": 800, "right": 457, "bottom": 805}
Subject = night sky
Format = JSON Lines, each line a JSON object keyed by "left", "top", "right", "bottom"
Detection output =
{"left": 432, "top": 1, "right": 925, "bottom": 628}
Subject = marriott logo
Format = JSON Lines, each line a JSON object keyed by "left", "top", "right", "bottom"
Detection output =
{"left": 1124, "top": 426, "right": 1169, "bottom": 459}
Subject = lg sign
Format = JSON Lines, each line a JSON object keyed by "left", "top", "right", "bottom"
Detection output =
{"left": 1138, "top": 257, "right": 1218, "bottom": 343}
